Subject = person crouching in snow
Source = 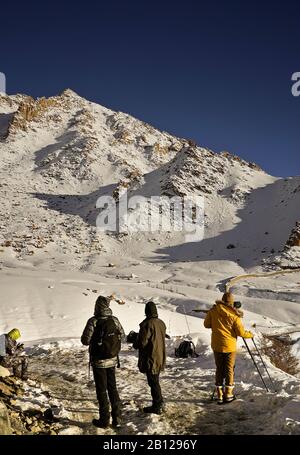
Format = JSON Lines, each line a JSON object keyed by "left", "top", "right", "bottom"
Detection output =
{"left": 81, "top": 295, "right": 125, "bottom": 429}
{"left": 133, "top": 301, "right": 166, "bottom": 415}
{"left": 0, "top": 328, "right": 28, "bottom": 380}
{"left": 204, "top": 292, "right": 253, "bottom": 404}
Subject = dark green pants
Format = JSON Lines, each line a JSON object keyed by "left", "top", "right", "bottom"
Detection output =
{"left": 213, "top": 351, "right": 236, "bottom": 386}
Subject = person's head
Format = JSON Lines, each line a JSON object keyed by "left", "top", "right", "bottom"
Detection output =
{"left": 221, "top": 292, "right": 234, "bottom": 306}
{"left": 7, "top": 328, "right": 21, "bottom": 341}
{"left": 94, "top": 295, "right": 111, "bottom": 317}
{"left": 145, "top": 301, "right": 158, "bottom": 319}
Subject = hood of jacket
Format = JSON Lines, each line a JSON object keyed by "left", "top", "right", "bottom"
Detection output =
{"left": 145, "top": 301, "right": 158, "bottom": 319}
{"left": 94, "top": 301, "right": 112, "bottom": 318}
{"left": 215, "top": 301, "right": 244, "bottom": 318}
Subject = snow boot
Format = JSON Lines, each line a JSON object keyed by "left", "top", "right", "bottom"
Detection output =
{"left": 224, "top": 385, "right": 236, "bottom": 403}
{"left": 216, "top": 386, "right": 224, "bottom": 405}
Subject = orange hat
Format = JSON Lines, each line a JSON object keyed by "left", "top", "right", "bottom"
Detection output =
{"left": 221, "top": 292, "right": 234, "bottom": 306}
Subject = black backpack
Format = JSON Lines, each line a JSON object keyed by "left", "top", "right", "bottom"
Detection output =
{"left": 90, "top": 317, "right": 121, "bottom": 360}
{"left": 126, "top": 330, "right": 138, "bottom": 344}
{"left": 175, "top": 340, "right": 199, "bottom": 358}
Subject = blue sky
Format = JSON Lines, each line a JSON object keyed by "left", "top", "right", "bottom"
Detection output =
{"left": 1, "top": 0, "right": 299, "bottom": 176}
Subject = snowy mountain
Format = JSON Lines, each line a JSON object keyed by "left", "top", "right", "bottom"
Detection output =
{"left": 0, "top": 89, "right": 299, "bottom": 271}
{"left": 0, "top": 90, "right": 299, "bottom": 435}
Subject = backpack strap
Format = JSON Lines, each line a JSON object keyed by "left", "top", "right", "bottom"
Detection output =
{"left": 190, "top": 341, "right": 199, "bottom": 357}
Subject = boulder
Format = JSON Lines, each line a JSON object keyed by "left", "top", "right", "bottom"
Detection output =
{"left": 286, "top": 222, "right": 300, "bottom": 248}
{"left": 0, "top": 366, "right": 10, "bottom": 378}
{"left": 0, "top": 401, "right": 12, "bottom": 435}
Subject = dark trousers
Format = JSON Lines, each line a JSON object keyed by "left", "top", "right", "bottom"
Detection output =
{"left": 93, "top": 367, "right": 121, "bottom": 422}
{"left": 146, "top": 372, "right": 163, "bottom": 409}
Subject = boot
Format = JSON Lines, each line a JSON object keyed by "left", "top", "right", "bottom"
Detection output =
{"left": 112, "top": 409, "right": 122, "bottom": 428}
{"left": 92, "top": 418, "right": 110, "bottom": 428}
{"left": 224, "top": 385, "right": 236, "bottom": 403}
{"left": 143, "top": 403, "right": 164, "bottom": 415}
{"left": 93, "top": 405, "right": 110, "bottom": 428}
{"left": 215, "top": 386, "right": 224, "bottom": 404}
{"left": 112, "top": 416, "right": 122, "bottom": 428}
{"left": 143, "top": 406, "right": 163, "bottom": 415}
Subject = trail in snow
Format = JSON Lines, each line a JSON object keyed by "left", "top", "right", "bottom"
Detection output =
{"left": 13, "top": 340, "right": 300, "bottom": 436}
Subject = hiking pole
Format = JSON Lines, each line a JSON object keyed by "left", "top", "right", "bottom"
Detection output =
{"left": 183, "top": 304, "right": 191, "bottom": 335}
{"left": 252, "top": 338, "right": 277, "bottom": 392}
{"left": 210, "top": 388, "right": 215, "bottom": 401}
{"left": 243, "top": 338, "right": 269, "bottom": 392}
{"left": 183, "top": 305, "right": 191, "bottom": 334}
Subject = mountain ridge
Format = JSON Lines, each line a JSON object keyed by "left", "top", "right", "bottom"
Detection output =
{"left": 0, "top": 89, "right": 299, "bottom": 272}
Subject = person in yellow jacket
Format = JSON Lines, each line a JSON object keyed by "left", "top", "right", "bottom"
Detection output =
{"left": 204, "top": 292, "right": 253, "bottom": 404}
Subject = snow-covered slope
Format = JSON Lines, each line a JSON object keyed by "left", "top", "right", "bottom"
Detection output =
{"left": 0, "top": 90, "right": 299, "bottom": 435}
{"left": 0, "top": 89, "right": 299, "bottom": 271}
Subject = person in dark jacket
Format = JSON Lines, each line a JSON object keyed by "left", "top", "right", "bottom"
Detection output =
{"left": 81, "top": 296, "right": 125, "bottom": 428}
{"left": 134, "top": 301, "right": 166, "bottom": 414}
{"left": 0, "top": 328, "right": 28, "bottom": 380}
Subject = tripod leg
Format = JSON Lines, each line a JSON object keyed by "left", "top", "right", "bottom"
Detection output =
{"left": 243, "top": 338, "right": 269, "bottom": 392}
{"left": 252, "top": 338, "right": 277, "bottom": 392}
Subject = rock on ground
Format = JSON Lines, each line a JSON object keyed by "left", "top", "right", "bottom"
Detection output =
{"left": 0, "top": 400, "right": 12, "bottom": 435}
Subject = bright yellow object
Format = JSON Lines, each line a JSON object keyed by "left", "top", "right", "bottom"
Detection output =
{"left": 204, "top": 303, "right": 253, "bottom": 352}
{"left": 224, "top": 385, "right": 235, "bottom": 402}
{"left": 7, "top": 328, "right": 21, "bottom": 341}
{"left": 216, "top": 386, "right": 223, "bottom": 404}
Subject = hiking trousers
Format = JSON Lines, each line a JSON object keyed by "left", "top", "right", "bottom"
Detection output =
{"left": 93, "top": 366, "right": 121, "bottom": 422}
{"left": 146, "top": 372, "right": 163, "bottom": 409}
{"left": 213, "top": 351, "right": 236, "bottom": 386}
{"left": 0, "top": 355, "right": 28, "bottom": 379}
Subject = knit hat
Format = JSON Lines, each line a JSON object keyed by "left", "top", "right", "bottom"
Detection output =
{"left": 7, "top": 328, "right": 21, "bottom": 341}
{"left": 221, "top": 292, "right": 235, "bottom": 306}
{"left": 145, "top": 301, "right": 158, "bottom": 318}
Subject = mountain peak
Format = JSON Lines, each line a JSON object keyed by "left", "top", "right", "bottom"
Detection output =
{"left": 59, "top": 88, "right": 81, "bottom": 99}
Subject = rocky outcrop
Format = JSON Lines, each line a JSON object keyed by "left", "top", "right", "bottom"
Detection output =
{"left": 0, "top": 376, "right": 60, "bottom": 435}
{"left": 0, "top": 366, "right": 10, "bottom": 378}
{"left": 112, "top": 169, "right": 143, "bottom": 201}
{"left": 6, "top": 96, "right": 59, "bottom": 135}
{"left": 0, "top": 401, "right": 11, "bottom": 435}
{"left": 220, "top": 151, "right": 262, "bottom": 171}
{"left": 5, "top": 91, "right": 81, "bottom": 138}
{"left": 263, "top": 221, "right": 300, "bottom": 270}
{"left": 286, "top": 222, "right": 300, "bottom": 248}
{"left": 0, "top": 93, "right": 15, "bottom": 109}
{"left": 161, "top": 145, "right": 261, "bottom": 201}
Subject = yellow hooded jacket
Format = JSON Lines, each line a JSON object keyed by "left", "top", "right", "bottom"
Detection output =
{"left": 204, "top": 302, "right": 253, "bottom": 352}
